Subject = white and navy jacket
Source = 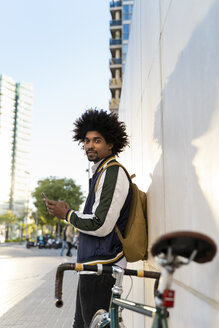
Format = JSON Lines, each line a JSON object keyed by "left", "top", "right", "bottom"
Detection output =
{"left": 66, "top": 155, "right": 131, "bottom": 264}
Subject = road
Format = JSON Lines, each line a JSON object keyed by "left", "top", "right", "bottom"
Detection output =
{"left": 0, "top": 243, "right": 78, "bottom": 327}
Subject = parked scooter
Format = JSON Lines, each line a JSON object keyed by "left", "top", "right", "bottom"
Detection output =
{"left": 26, "top": 238, "right": 35, "bottom": 249}
{"left": 26, "top": 235, "right": 63, "bottom": 249}
{"left": 53, "top": 238, "right": 62, "bottom": 249}
{"left": 37, "top": 235, "right": 46, "bottom": 248}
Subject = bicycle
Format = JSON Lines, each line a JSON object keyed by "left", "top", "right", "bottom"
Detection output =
{"left": 54, "top": 231, "right": 217, "bottom": 328}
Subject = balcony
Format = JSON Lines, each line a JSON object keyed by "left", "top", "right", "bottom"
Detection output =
{"left": 109, "top": 78, "right": 122, "bottom": 89}
{"left": 109, "top": 98, "right": 120, "bottom": 111}
{"left": 110, "top": 58, "right": 122, "bottom": 65}
{"left": 110, "top": 1, "right": 122, "bottom": 8}
{"left": 110, "top": 39, "right": 122, "bottom": 46}
{"left": 110, "top": 19, "right": 122, "bottom": 27}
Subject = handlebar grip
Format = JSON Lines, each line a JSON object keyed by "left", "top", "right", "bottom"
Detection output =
{"left": 54, "top": 263, "right": 76, "bottom": 308}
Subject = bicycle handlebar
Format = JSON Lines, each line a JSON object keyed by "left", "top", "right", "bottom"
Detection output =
{"left": 54, "top": 262, "right": 160, "bottom": 308}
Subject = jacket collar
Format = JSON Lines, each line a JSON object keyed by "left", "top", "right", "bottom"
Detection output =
{"left": 91, "top": 155, "right": 116, "bottom": 175}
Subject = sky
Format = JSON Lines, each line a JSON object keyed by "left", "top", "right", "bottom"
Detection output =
{"left": 0, "top": 0, "right": 111, "bottom": 196}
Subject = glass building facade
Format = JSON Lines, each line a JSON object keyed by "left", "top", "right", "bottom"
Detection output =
{"left": 109, "top": 0, "right": 134, "bottom": 113}
{"left": 122, "top": 1, "right": 134, "bottom": 72}
{"left": 0, "top": 74, "right": 33, "bottom": 218}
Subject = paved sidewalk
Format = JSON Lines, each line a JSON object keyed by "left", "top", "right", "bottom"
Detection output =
{"left": 0, "top": 263, "right": 78, "bottom": 328}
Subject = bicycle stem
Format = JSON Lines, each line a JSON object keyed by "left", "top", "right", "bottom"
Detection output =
{"left": 112, "top": 266, "right": 124, "bottom": 296}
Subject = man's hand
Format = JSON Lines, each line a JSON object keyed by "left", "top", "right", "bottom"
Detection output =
{"left": 45, "top": 199, "right": 69, "bottom": 220}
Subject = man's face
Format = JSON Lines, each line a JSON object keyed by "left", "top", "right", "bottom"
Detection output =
{"left": 84, "top": 131, "right": 113, "bottom": 163}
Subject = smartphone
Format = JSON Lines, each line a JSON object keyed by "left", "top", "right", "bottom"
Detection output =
{"left": 41, "top": 192, "right": 47, "bottom": 199}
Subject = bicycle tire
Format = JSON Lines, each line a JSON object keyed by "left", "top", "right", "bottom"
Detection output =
{"left": 89, "top": 309, "right": 109, "bottom": 328}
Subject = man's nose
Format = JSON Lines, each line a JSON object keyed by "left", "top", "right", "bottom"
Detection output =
{"left": 86, "top": 140, "right": 95, "bottom": 148}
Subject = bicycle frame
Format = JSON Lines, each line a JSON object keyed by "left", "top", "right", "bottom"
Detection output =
{"left": 104, "top": 266, "right": 167, "bottom": 328}
{"left": 88, "top": 266, "right": 165, "bottom": 328}
{"left": 92, "top": 249, "right": 195, "bottom": 328}
{"left": 54, "top": 231, "right": 217, "bottom": 328}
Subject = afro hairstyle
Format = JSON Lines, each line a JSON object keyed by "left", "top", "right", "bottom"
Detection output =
{"left": 73, "top": 109, "right": 129, "bottom": 156}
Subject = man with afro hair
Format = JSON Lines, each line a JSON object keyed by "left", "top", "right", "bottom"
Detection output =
{"left": 46, "top": 109, "right": 131, "bottom": 327}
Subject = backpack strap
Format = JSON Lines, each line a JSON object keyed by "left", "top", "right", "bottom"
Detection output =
{"left": 94, "top": 162, "right": 134, "bottom": 193}
{"left": 94, "top": 162, "right": 134, "bottom": 241}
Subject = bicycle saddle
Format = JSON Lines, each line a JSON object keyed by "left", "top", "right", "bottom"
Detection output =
{"left": 151, "top": 231, "right": 217, "bottom": 263}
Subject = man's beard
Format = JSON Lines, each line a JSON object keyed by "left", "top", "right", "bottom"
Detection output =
{"left": 86, "top": 150, "right": 99, "bottom": 163}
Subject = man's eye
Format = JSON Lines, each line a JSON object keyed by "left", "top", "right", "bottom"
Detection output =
{"left": 95, "top": 139, "right": 101, "bottom": 143}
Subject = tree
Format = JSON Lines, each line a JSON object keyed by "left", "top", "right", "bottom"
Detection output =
{"left": 32, "top": 177, "right": 85, "bottom": 236}
{"left": 0, "top": 210, "right": 18, "bottom": 240}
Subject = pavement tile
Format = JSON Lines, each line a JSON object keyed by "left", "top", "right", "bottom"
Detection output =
{"left": 0, "top": 265, "right": 78, "bottom": 328}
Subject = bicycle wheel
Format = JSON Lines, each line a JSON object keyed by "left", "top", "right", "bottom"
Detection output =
{"left": 89, "top": 309, "right": 109, "bottom": 328}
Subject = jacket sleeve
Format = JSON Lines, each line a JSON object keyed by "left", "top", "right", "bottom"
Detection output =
{"left": 66, "top": 166, "right": 130, "bottom": 237}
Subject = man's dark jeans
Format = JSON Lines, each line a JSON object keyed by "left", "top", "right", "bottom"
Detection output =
{"left": 73, "top": 273, "right": 115, "bottom": 328}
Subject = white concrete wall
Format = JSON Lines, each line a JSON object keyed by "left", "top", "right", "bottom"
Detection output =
{"left": 119, "top": 1, "right": 219, "bottom": 327}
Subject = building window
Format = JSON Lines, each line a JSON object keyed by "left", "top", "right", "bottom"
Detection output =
{"left": 123, "top": 24, "right": 130, "bottom": 40}
{"left": 123, "top": 4, "right": 133, "bottom": 20}
{"left": 122, "top": 44, "right": 128, "bottom": 60}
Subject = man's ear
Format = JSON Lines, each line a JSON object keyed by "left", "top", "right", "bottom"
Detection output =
{"left": 108, "top": 143, "right": 113, "bottom": 151}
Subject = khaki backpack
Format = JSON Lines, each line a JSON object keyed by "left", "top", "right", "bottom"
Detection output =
{"left": 95, "top": 162, "right": 148, "bottom": 262}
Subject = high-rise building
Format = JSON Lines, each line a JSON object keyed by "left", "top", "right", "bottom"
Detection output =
{"left": 0, "top": 74, "right": 33, "bottom": 218}
{"left": 109, "top": 0, "right": 134, "bottom": 113}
